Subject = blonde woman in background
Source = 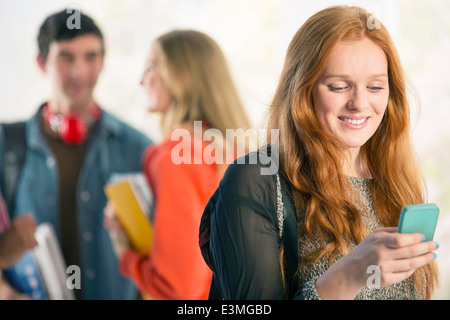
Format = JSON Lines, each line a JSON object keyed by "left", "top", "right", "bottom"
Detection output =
{"left": 104, "top": 29, "right": 252, "bottom": 300}
{"left": 199, "top": 6, "right": 439, "bottom": 300}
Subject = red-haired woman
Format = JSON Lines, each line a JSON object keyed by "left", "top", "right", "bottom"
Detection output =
{"left": 199, "top": 5, "right": 439, "bottom": 300}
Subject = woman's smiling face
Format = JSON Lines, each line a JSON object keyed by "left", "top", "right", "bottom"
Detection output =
{"left": 312, "top": 36, "right": 389, "bottom": 152}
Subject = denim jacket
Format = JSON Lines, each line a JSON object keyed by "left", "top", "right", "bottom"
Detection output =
{"left": 0, "top": 106, "right": 153, "bottom": 299}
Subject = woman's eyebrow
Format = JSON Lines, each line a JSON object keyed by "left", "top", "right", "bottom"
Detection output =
{"left": 368, "top": 73, "right": 388, "bottom": 80}
{"left": 323, "top": 73, "right": 388, "bottom": 80}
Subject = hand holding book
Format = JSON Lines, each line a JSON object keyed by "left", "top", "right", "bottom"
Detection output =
{"left": 103, "top": 173, "right": 154, "bottom": 255}
{"left": 103, "top": 201, "right": 131, "bottom": 260}
{"left": 1, "top": 223, "right": 75, "bottom": 300}
{"left": 103, "top": 172, "right": 155, "bottom": 300}
{"left": 0, "top": 213, "right": 38, "bottom": 269}
{"left": 1, "top": 192, "right": 74, "bottom": 300}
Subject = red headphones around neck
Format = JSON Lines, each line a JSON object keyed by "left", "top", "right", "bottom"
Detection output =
{"left": 43, "top": 103, "right": 102, "bottom": 145}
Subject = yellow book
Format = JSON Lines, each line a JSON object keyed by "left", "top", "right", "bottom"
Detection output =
{"left": 104, "top": 173, "right": 154, "bottom": 254}
{"left": 104, "top": 173, "right": 155, "bottom": 300}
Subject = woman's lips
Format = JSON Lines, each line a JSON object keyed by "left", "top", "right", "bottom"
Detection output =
{"left": 338, "top": 116, "right": 370, "bottom": 129}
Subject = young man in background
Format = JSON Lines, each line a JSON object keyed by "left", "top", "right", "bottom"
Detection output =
{"left": 0, "top": 8, "right": 152, "bottom": 300}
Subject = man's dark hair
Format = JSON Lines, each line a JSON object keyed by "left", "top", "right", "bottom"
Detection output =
{"left": 37, "top": 8, "right": 105, "bottom": 61}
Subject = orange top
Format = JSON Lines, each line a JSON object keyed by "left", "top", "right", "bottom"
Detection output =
{"left": 119, "top": 133, "right": 219, "bottom": 300}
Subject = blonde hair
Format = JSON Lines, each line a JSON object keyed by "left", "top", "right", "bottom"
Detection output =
{"left": 268, "top": 5, "right": 438, "bottom": 299}
{"left": 153, "top": 30, "right": 252, "bottom": 139}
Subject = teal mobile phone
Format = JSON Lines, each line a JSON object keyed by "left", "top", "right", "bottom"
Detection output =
{"left": 397, "top": 203, "right": 439, "bottom": 242}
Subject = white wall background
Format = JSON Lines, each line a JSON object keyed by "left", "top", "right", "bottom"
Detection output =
{"left": 0, "top": 0, "right": 449, "bottom": 299}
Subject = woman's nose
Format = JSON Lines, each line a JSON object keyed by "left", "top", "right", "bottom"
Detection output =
{"left": 346, "top": 86, "right": 370, "bottom": 111}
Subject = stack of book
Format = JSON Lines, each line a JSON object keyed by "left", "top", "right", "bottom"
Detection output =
{"left": 2, "top": 222, "right": 75, "bottom": 300}
{"left": 104, "top": 172, "right": 155, "bottom": 300}
{"left": 104, "top": 172, "right": 154, "bottom": 254}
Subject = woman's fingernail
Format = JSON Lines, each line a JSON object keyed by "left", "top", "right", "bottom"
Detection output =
{"left": 421, "top": 235, "right": 425, "bottom": 242}
{"left": 435, "top": 242, "right": 439, "bottom": 249}
{"left": 433, "top": 253, "right": 437, "bottom": 259}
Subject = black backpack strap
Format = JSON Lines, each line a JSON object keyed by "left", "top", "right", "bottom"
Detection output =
{"left": 1, "top": 122, "right": 27, "bottom": 214}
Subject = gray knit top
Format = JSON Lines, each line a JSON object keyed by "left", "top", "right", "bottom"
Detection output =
{"left": 299, "top": 176, "right": 418, "bottom": 300}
